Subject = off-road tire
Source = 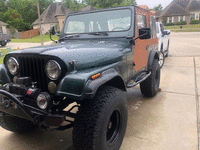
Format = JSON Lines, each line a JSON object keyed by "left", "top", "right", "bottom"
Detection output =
{"left": 0, "top": 113, "right": 36, "bottom": 133}
{"left": 159, "top": 51, "right": 165, "bottom": 69}
{"left": 73, "top": 86, "right": 128, "bottom": 150}
{"left": 1, "top": 42, "right": 7, "bottom": 47}
{"left": 140, "top": 59, "right": 160, "bottom": 97}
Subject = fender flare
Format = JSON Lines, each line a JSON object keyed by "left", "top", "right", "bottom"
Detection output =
{"left": 147, "top": 49, "right": 159, "bottom": 71}
{"left": 84, "top": 68, "right": 126, "bottom": 99}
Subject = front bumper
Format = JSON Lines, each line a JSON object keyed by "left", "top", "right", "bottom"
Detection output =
{"left": 0, "top": 89, "right": 64, "bottom": 126}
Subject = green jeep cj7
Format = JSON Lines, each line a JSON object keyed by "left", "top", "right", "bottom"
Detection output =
{"left": 0, "top": 5, "right": 160, "bottom": 150}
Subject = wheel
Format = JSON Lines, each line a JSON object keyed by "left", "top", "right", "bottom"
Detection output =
{"left": 0, "top": 113, "right": 36, "bottom": 133}
{"left": 158, "top": 51, "right": 165, "bottom": 68}
{"left": 165, "top": 40, "right": 170, "bottom": 57}
{"left": 73, "top": 86, "right": 128, "bottom": 150}
{"left": 140, "top": 59, "right": 160, "bottom": 97}
{"left": 1, "top": 42, "right": 7, "bottom": 47}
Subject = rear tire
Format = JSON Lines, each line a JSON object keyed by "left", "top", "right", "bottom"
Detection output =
{"left": 73, "top": 86, "right": 128, "bottom": 150}
{"left": 140, "top": 59, "right": 160, "bottom": 97}
{"left": 0, "top": 113, "right": 36, "bottom": 133}
{"left": 1, "top": 42, "right": 7, "bottom": 47}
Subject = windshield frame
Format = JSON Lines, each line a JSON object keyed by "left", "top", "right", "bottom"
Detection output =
{"left": 61, "top": 6, "right": 134, "bottom": 38}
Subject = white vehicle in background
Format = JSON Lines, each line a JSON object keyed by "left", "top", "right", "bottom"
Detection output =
{"left": 156, "top": 22, "right": 170, "bottom": 68}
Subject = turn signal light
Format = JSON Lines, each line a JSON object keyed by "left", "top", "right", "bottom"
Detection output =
{"left": 92, "top": 73, "right": 101, "bottom": 80}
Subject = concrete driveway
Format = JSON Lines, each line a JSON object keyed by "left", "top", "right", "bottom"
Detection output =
{"left": 0, "top": 41, "right": 53, "bottom": 49}
{"left": 0, "top": 32, "right": 200, "bottom": 150}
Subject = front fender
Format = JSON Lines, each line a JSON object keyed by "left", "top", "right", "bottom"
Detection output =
{"left": 0, "top": 64, "right": 11, "bottom": 84}
{"left": 147, "top": 49, "right": 159, "bottom": 71}
{"left": 55, "top": 62, "right": 125, "bottom": 100}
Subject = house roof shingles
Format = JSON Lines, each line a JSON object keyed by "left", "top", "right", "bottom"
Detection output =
{"left": 175, "top": 0, "right": 190, "bottom": 9}
{"left": 160, "top": 1, "right": 190, "bottom": 17}
{"left": 33, "top": 4, "right": 96, "bottom": 26}
{"left": 186, "top": 0, "right": 200, "bottom": 12}
{"left": 80, "top": 5, "right": 96, "bottom": 11}
{"left": 156, "top": 10, "right": 162, "bottom": 17}
{"left": 0, "top": 21, "right": 8, "bottom": 26}
{"left": 55, "top": 4, "right": 72, "bottom": 17}
{"left": 33, "top": 3, "right": 59, "bottom": 25}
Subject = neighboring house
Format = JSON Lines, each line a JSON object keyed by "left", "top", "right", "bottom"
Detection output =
{"left": 33, "top": 3, "right": 96, "bottom": 34}
{"left": 0, "top": 21, "right": 8, "bottom": 34}
{"left": 33, "top": 3, "right": 71, "bottom": 34}
{"left": 156, "top": 0, "right": 200, "bottom": 24}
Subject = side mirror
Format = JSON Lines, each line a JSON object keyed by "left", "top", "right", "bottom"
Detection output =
{"left": 163, "top": 30, "right": 170, "bottom": 35}
{"left": 50, "top": 25, "right": 55, "bottom": 35}
{"left": 139, "top": 28, "right": 151, "bottom": 39}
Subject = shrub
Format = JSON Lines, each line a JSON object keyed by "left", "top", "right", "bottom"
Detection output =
{"left": 190, "top": 19, "right": 199, "bottom": 24}
{"left": 176, "top": 21, "right": 187, "bottom": 25}
{"left": 165, "top": 23, "right": 175, "bottom": 26}
{"left": 45, "top": 31, "right": 50, "bottom": 35}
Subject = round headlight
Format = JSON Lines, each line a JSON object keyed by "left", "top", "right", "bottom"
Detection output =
{"left": 37, "top": 92, "right": 51, "bottom": 110}
{"left": 45, "top": 60, "right": 61, "bottom": 80}
{"left": 7, "top": 57, "right": 19, "bottom": 75}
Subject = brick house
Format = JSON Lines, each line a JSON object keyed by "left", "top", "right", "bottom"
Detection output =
{"left": 33, "top": 3, "right": 96, "bottom": 34}
{"left": 0, "top": 21, "right": 8, "bottom": 34}
{"left": 156, "top": 0, "right": 200, "bottom": 24}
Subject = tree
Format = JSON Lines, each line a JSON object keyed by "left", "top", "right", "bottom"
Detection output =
{"left": 6, "top": 0, "right": 54, "bottom": 31}
{"left": 63, "top": 0, "right": 86, "bottom": 10}
{"left": 3, "top": 8, "right": 26, "bottom": 31}
{"left": 153, "top": 4, "right": 163, "bottom": 11}
{"left": 85, "top": 0, "right": 137, "bottom": 9}
{"left": 0, "top": 0, "right": 8, "bottom": 21}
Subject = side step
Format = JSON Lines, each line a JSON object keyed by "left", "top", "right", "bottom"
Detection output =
{"left": 126, "top": 71, "right": 151, "bottom": 88}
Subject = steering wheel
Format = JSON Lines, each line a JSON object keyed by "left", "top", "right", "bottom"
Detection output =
{"left": 112, "top": 27, "right": 124, "bottom": 31}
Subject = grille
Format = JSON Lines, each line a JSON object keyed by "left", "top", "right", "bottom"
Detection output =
{"left": 18, "top": 56, "right": 48, "bottom": 91}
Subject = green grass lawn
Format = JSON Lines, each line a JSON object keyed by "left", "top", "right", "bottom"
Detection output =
{"left": 0, "top": 49, "right": 17, "bottom": 64}
{"left": 11, "top": 34, "right": 58, "bottom": 43}
{"left": 165, "top": 24, "right": 200, "bottom": 30}
{"left": 171, "top": 28, "right": 200, "bottom": 32}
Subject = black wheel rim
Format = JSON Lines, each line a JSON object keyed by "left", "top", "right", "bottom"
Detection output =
{"left": 159, "top": 53, "right": 164, "bottom": 67}
{"left": 106, "top": 110, "right": 121, "bottom": 145}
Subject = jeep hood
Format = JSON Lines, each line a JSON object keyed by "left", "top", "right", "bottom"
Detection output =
{"left": 10, "top": 41, "right": 127, "bottom": 71}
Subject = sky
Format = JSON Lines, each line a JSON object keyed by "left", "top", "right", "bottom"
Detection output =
{"left": 55, "top": 0, "right": 173, "bottom": 9}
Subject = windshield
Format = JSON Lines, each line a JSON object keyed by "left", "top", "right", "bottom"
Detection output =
{"left": 64, "top": 9, "right": 131, "bottom": 34}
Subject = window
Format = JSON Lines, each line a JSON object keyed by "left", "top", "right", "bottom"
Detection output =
{"left": 179, "top": 16, "right": 185, "bottom": 22}
{"left": 137, "top": 15, "right": 147, "bottom": 29}
{"left": 0, "top": 27, "right": 2, "bottom": 33}
{"left": 191, "top": 13, "right": 195, "bottom": 20}
{"left": 64, "top": 9, "right": 131, "bottom": 34}
{"left": 67, "top": 21, "right": 85, "bottom": 33}
{"left": 168, "top": 17, "right": 172, "bottom": 23}
{"left": 167, "top": 17, "right": 174, "bottom": 23}
{"left": 108, "top": 17, "right": 130, "bottom": 31}
{"left": 180, "top": 16, "right": 183, "bottom": 22}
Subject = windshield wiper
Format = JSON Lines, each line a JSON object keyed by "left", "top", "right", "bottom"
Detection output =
{"left": 88, "top": 32, "right": 108, "bottom": 36}
{"left": 59, "top": 34, "right": 80, "bottom": 41}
